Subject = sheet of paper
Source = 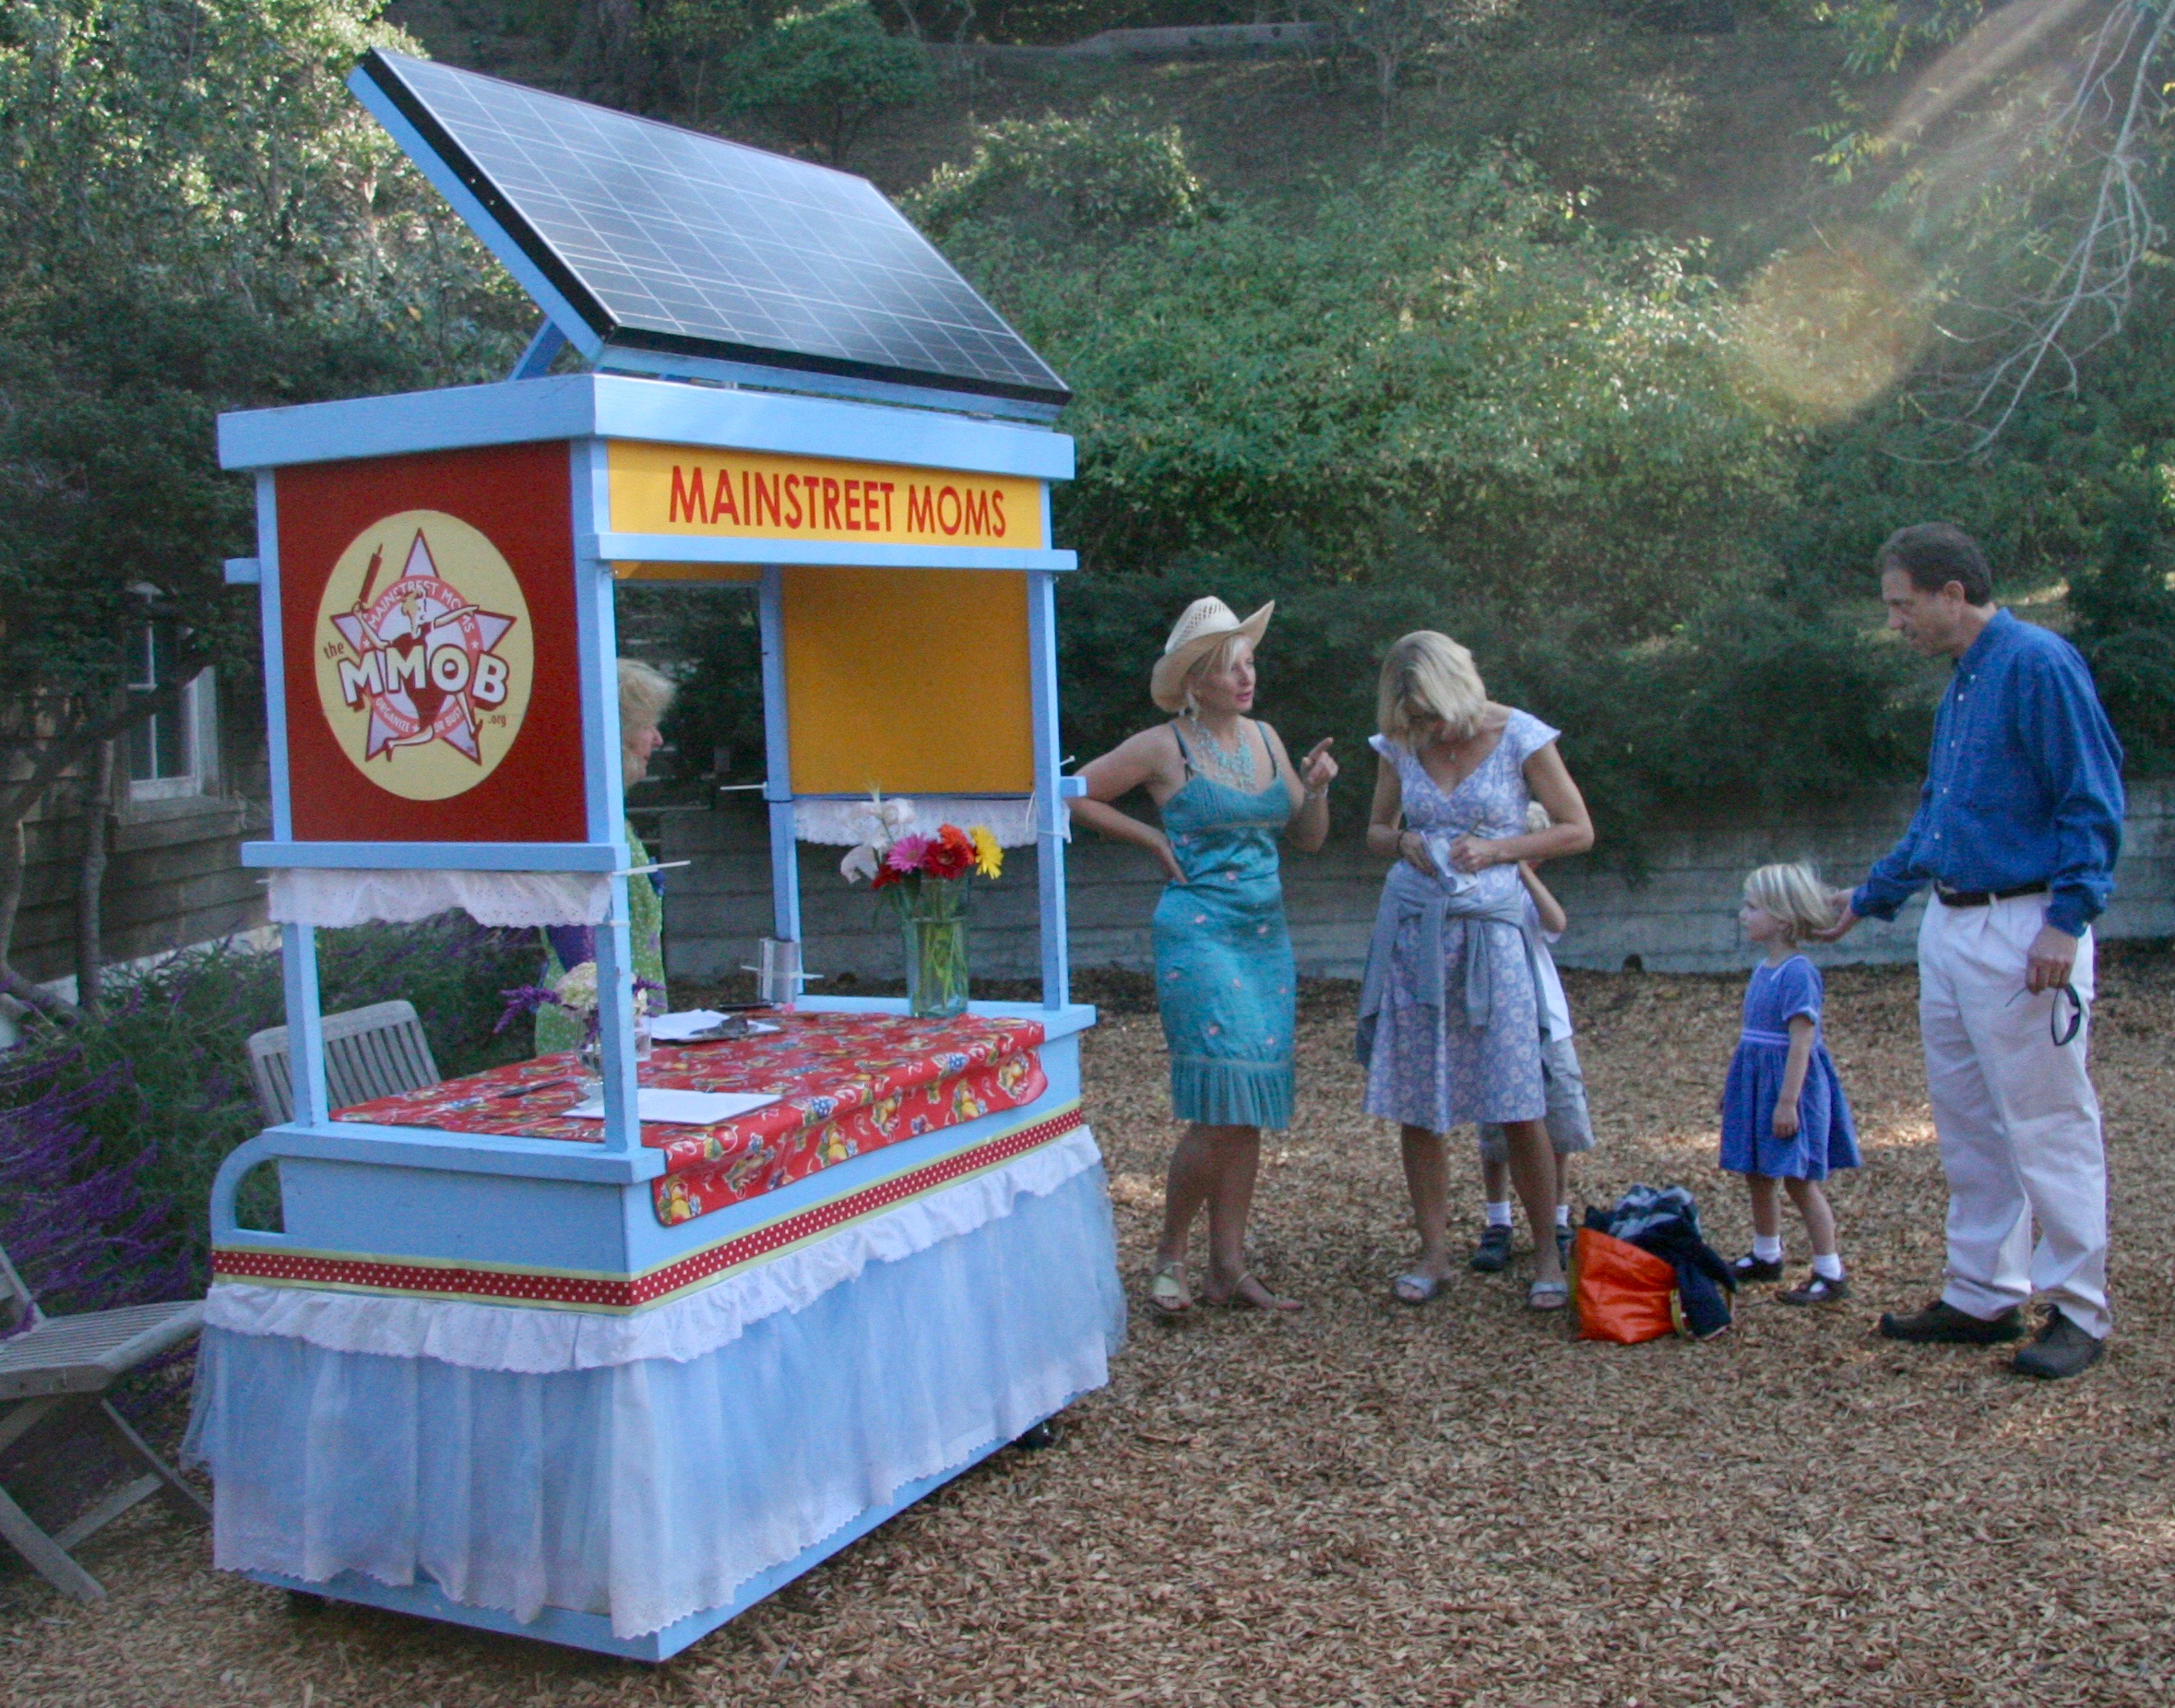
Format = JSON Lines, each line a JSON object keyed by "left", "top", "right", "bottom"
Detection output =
{"left": 648, "top": 1010, "right": 723, "bottom": 1040}
{"left": 648, "top": 1010, "right": 780, "bottom": 1040}
{"left": 564, "top": 1089, "right": 779, "bottom": 1124}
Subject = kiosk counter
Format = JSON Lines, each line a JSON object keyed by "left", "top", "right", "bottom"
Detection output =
{"left": 184, "top": 49, "right": 1123, "bottom": 1662}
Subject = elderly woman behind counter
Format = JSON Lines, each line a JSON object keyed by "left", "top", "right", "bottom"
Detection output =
{"left": 537, "top": 659, "right": 675, "bottom": 1054}
{"left": 1069, "top": 598, "right": 1337, "bottom": 1313}
{"left": 1361, "top": 632, "right": 1595, "bottom": 1311}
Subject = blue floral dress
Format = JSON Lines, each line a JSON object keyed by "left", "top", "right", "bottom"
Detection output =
{"left": 1359, "top": 711, "right": 1557, "bottom": 1131}
{"left": 1718, "top": 955, "right": 1860, "bottom": 1180}
{"left": 1151, "top": 726, "right": 1296, "bottom": 1130}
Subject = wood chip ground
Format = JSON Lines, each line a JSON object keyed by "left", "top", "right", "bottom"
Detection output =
{"left": 6, "top": 955, "right": 2173, "bottom": 1705}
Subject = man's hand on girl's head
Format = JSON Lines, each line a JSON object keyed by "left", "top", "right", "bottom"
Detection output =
{"left": 1811, "top": 890, "right": 1860, "bottom": 943}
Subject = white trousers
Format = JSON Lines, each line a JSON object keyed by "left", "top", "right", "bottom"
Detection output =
{"left": 1919, "top": 896, "right": 2110, "bottom": 1338}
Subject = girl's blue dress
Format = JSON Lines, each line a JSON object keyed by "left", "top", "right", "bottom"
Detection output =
{"left": 1151, "top": 726, "right": 1296, "bottom": 1130}
{"left": 1718, "top": 955, "right": 1860, "bottom": 1180}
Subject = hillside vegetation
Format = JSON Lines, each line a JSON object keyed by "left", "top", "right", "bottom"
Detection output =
{"left": 8, "top": 0, "right": 2175, "bottom": 911}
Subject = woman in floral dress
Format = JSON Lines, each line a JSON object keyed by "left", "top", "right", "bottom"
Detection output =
{"left": 1069, "top": 598, "right": 1338, "bottom": 1313}
{"left": 1360, "top": 633, "right": 1595, "bottom": 1309}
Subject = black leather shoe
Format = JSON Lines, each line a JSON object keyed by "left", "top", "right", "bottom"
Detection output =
{"left": 1778, "top": 1272, "right": 1850, "bottom": 1306}
{"left": 2012, "top": 1309, "right": 2105, "bottom": 1380}
{"left": 1469, "top": 1225, "right": 1513, "bottom": 1273}
{"left": 1730, "top": 1252, "right": 1784, "bottom": 1284}
{"left": 1878, "top": 1299, "right": 2027, "bottom": 1344}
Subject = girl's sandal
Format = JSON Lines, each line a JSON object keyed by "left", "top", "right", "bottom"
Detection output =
{"left": 1206, "top": 1273, "right": 1303, "bottom": 1312}
{"left": 1147, "top": 1262, "right": 1192, "bottom": 1316}
{"left": 1527, "top": 1278, "right": 1570, "bottom": 1311}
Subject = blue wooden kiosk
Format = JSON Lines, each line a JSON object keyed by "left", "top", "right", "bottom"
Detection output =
{"left": 185, "top": 51, "right": 1122, "bottom": 1661}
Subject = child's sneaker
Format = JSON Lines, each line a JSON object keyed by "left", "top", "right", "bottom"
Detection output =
{"left": 1469, "top": 1225, "right": 1513, "bottom": 1273}
{"left": 1730, "top": 1251, "right": 1784, "bottom": 1284}
{"left": 1777, "top": 1272, "right": 1850, "bottom": 1306}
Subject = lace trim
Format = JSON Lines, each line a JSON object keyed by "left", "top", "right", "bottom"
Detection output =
{"left": 792, "top": 795, "right": 1057, "bottom": 848}
{"left": 267, "top": 869, "right": 610, "bottom": 929}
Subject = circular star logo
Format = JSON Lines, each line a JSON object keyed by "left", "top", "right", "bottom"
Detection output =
{"left": 314, "top": 511, "right": 533, "bottom": 801}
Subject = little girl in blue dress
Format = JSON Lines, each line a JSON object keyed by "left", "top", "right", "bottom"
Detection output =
{"left": 1720, "top": 861, "right": 1860, "bottom": 1305}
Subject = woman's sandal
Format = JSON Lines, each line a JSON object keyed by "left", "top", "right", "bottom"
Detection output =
{"left": 1393, "top": 1271, "right": 1444, "bottom": 1305}
{"left": 1147, "top": 1262, "right": 1192, "bottom": 1316}
{"left": 1204, "top": 1273, "right": 1303, "bottom": 1312}
{"left": 1527, "top": 1278, "right": 1570, "bottom": 1311}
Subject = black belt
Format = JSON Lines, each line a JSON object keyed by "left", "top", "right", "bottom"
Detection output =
{"left": 1934, "top": 882, "right": 2049, "bottom": 908}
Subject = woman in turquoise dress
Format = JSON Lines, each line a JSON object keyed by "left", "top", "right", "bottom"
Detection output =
{"left": 536, "top": 659, "right": 675, "bottom": 1053}
{"left": 1070, "top": 597, "right": 1338, "bottom": 1313}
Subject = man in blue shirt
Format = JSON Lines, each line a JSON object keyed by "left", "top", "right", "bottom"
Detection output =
{"left": 1824, "top": 523, "right": 2124, "bottom": 1380}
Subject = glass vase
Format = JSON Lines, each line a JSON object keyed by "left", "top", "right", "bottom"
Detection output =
{"left": 900, "top": 907, "right": 970, "bottom": 1019}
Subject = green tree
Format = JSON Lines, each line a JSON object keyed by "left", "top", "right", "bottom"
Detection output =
{"left": 720, "top": 2, "right": 935, "bottom": 162}
{"left": 0, "top": 0, "right": 527, "bottom": 1016}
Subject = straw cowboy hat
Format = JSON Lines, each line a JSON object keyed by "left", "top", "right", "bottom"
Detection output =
{"left": 1150, "top": 597, "right": 1276, "bottom": 712}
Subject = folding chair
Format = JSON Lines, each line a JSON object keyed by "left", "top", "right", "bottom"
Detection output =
{"left": 0, "top": 1244, "right": 206, "bottom": 1600}
{"left": 245, "top": 998, "right": 441, "bottom": 1123}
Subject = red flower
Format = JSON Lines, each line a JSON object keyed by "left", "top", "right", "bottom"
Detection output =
{"left": 925, "top": 824, "right": 975, "bottom": 881}
{"left": 870, "top": 863, "right": 901, "bottom": 892}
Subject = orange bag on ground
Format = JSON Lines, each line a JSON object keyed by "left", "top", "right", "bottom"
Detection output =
{"left": 1572, "top": 1227, "right": 1679, "bottom": 1345}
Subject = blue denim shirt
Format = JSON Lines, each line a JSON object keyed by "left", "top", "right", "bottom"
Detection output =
{"left": 1854, "top": 610, "right": 2124, "bottom": 937}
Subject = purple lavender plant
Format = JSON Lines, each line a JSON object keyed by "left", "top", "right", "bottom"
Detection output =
{"left": 0, "top": 1047, "right": 189, "bottom": 1327}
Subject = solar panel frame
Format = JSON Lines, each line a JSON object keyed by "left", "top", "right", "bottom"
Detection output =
{"left": 355, "top": 49, "right": 1071, "bottom": 410}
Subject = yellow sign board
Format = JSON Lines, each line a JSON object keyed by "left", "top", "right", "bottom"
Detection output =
{"left": 608, "top": 442, "right": 1045, "bottom": 551}
{"left": 783, "top": 566, "right": 1033, "bottom": 795}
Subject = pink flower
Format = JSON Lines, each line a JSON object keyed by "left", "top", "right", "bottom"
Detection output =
{"left": 886, "top": 835, "right": 932, "bottom": 872}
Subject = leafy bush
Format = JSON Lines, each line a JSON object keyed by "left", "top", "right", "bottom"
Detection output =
{"left": 937, "top": 145, "right": 1795, "bottom": 635}
{"left": 721, "top": 3, "right": 935, "bottom": 161}
{"left": 2, "top": 919, "right": 545, "bottom": 1283}
{"left": 907, "top": 101, "right": 1208, "bottom": 240}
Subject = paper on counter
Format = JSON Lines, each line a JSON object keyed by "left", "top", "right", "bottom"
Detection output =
{"left": 564, "top": 1089, "right": 779, "bottom": 1124}
{"left": 648, "top": 1010, "right": 780, "bottom": 1040}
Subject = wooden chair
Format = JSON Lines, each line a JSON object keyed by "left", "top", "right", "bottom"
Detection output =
{"left": 0, "top": 1244, "right": 207, "bottom": 1600}
{"left": 245, "top": 998, "right": 440, "bottom": 1122}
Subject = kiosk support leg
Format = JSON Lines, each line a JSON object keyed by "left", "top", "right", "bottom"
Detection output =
{"left": 758, "top": 567, "right": 802, "bottom": 947}
{"left": 1026, "top": 569, "right": 1068, "bottom": 1011}
{"left": 281, "top": 925, "right": 328, "bottom": 1124}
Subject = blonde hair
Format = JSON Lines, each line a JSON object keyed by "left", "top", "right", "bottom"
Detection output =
{"left": 1742, "top": 862, "right": 1834, "bottom": 943}
{"left": 1377, "top": 631, "right": 1486, "bottom": 747}
{"left": 619, "top": 658, "right": 677, "bottom": 787}
{"left": 1181, "top": 631, "right": 1254, "bottom": 714}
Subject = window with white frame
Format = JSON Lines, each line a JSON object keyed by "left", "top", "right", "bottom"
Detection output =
{"left": 126, "top": 623, "right": 217, "bottom": 801}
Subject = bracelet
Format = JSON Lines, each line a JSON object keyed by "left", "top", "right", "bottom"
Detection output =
{"left": 1304, "top": 784, "right": 1328, "bottom": 801}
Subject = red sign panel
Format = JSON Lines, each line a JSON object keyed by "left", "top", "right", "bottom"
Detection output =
{"left": 277, "top": 443, "right": 588, "bottom": 843}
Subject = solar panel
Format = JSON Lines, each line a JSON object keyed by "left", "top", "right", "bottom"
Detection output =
{"left": 354, "top": 48, "right": 1070, "bottom": 410}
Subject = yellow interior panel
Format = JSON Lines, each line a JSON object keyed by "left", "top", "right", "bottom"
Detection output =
{"left": 612, "top": 562, "right": 762, "bottom": 583}
{"left": 783, "top": 567, "right": 1033, "bottom": 795}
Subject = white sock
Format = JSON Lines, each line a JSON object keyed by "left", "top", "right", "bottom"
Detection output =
{"left": 1485, "top": 1201, "right": 1513, "bottom": 1228}
{"left": 1553, "top": 1204, "right": 1571, "bottom": 1228}
{"left": 1812, "top": 1252, "right": 1845, "bottom": 1281}
{"left": 1753, "top": 1234, "right": 1784, "bottom": 1263}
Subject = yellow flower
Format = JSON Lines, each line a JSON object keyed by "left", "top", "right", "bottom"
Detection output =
{"left": 969, "top": 825, "right": 1004, "bottom": 879}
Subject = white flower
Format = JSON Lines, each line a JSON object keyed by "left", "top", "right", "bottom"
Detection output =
{"left": 840, "top": 842, "right": 882, "bottom": 884}
{"left": 876, "top": 796, "right": 917, "bottom": 833}
{"left": 553, "top": 960, "right": 600, "bottom": 1013}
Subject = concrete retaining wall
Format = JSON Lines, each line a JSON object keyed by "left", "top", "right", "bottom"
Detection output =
{"left": 658, "top": 782, "right": 2175, "bottom": 986}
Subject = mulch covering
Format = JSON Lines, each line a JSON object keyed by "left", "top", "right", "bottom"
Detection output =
{"left": 8, "top": 955, "right": 2175, "bottom": 1704}
{"left": 330, "top": 1012, "right": 1046, "bottom": 1223}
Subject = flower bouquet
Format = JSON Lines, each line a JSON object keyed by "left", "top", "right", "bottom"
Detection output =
{"left": 840, "top": 793, "right": 1004, "bottom": 1018}
{"left": 498, "top": 961, "right": 661, "bottom": 1080}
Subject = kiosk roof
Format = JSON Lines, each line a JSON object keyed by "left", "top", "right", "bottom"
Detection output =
{"left": 355, "top": 49, "right": 1070, "bottom": 411}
